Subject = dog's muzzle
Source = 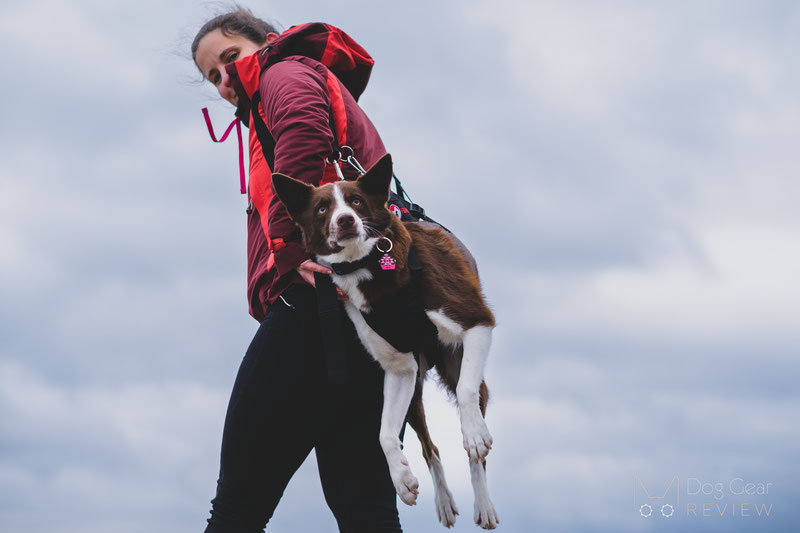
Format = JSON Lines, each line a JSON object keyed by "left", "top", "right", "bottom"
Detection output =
{"left": 334, "top": 214, "right": 359, "bottom": 241}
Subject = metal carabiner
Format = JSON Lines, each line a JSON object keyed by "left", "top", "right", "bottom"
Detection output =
{"left": 339, "top": 145, "right": 367, "bottom": 176}
{"left": 347, "top": 155, "right": 367, "bottom": 176}
{"left": 332, "top": 159, "right": 345, "bottom": 181}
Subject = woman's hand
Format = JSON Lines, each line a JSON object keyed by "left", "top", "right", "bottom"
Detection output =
{"left": 296, "top": 259, "right": 330, "bottom": 286}
{"left": 295, "top": 259, "right": 348, "bottom": 300}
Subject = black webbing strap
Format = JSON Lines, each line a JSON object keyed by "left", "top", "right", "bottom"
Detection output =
{"left": 250, "top": 91, "right": 277, "bottom": 170}
{"left": 408, "top": 247, "right": 424, "bottom": 271}
{"left": 328, "top": 104, "right": 341, "bottom": 157}
{"left": 360, "top": 248, "right": 439, "bottom": 357}
{"left": 314, "top": 272, "right": 348, "bottom": 385}
{"left": 329, "top": 247, "right": 382, "bottom": 275}
{"left": 392, "top": 173, "right": 410, "bottom": 202}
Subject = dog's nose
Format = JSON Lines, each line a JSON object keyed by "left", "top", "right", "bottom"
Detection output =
{"left": 337, "top": 214, "right": 355, "bottom": 229}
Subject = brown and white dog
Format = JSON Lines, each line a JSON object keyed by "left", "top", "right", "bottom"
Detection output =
{"left": 272, "top": 154, "right": 499, "bottom": 529}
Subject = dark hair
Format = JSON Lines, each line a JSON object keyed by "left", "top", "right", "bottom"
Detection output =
{"left": 191, "top": 5, "right": 279, "bottom": 72}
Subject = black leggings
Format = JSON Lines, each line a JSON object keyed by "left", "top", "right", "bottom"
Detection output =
{"left": 204, "top": 285, "right": 402, "bottom": 533}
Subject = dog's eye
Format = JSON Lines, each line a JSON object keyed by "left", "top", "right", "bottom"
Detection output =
{"left": 351, "top": 198, "right": 362, "bottom": 206}
{"left": 317, "top": 206, "right": 327, "bottom": 215}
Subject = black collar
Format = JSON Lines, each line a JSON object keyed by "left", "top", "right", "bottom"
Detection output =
{"left": 326, "top": 246, "right": 384, "bottom": 275}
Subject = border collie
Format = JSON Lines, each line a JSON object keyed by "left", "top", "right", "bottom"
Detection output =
{"left": 272, "top": 154, "right": 499, "bottom": 529}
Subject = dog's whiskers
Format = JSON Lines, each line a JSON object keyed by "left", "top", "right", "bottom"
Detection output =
{"left": 361, "top": 219, "right": 384, "bottom": 239}
{"left": 363, "top": 225, "right": 381, "bottom": 238}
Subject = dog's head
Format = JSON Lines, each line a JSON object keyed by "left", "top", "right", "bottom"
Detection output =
{"left": 271, "top": 153, "right": 396, "bottom": 261}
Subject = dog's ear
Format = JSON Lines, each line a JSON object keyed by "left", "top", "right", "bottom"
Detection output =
{"left": 271, "top": 173, "right": 314, "bottom": 220}
{"left": 356, "top": 153, "right": 393, "bottom": 200}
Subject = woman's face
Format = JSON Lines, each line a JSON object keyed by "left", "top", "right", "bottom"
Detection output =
{"left": 195, "top": 29, "right": 276, "bottom": 105}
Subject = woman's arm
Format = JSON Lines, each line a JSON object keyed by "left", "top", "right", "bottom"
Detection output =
{"left": 260, "top": 60, "right": 336, "bottom": 282}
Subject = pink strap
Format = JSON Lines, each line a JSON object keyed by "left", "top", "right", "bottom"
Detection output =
{"left": 202, "top": 108, "right": 246, "bottom": 194}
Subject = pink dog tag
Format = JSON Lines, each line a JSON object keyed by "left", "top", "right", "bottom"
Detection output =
{"left": 379, "top": 253, "right": 396, "bottom": 270}
{"left": 377, "top": 237, "right": 396, "bottom": 270}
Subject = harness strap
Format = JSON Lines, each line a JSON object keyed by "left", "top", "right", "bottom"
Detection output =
{"left": 359, "top": 247, "right": 438, "bottom": 357}
{"left": 328, "top": 247, "right": 382, "bottom": 275}
{"left": 314, "top": 272, "right": 349, "bottom": 385}
{"left": 408, "top": 247, "right": 424, "bottom": 271}
{"left": 248, "top": 92, "right": 277, "bottom": 170}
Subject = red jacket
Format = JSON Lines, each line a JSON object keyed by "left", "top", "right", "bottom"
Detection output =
{"left": 226, "top": 23, "right": 387, "bottom": 322}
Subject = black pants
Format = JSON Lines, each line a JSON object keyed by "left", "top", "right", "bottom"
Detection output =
{"left": 204, "top": 285, "right": 402, "bottom": 533}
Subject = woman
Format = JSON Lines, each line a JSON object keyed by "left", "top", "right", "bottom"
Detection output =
{"left": 192, "top": 8, "right": 404, "bottom": 532}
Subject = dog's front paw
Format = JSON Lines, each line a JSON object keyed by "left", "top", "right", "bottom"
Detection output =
{"left": 474, "top": 495, "right": 499, "bottom": 530}
{"left": 390, "top": 458, "right": 419, "bottom": 506}
{"left": 434, "top": 485, "right": 459, "bottom": 527}
{"left": 461, "top": 416, "right": 493, "bottom": 463}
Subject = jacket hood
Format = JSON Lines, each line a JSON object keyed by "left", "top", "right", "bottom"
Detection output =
{"left": 226, "top": 22, "right": 375, "bottom": 124}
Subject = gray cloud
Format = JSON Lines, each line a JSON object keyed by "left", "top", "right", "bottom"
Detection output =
{"left": 1, "top": 1, "right": 799, "bottom": 532}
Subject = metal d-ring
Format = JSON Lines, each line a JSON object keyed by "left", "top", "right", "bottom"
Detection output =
{"left": 339, "top": 145, "right": 354, "bottom": 160}
{"left": 324, "top": 148, "right": 341, "bottom": 165}
{"left": 376, "top": 237, "right": 393, "bottom": 253}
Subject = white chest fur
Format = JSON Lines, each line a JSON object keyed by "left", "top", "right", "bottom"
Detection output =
{"left": 330, "top": 268, "right": 373, "bottom": 312}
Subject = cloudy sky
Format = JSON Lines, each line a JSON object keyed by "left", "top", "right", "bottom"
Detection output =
{"left": 1, "top": 1, "right": 799, "bottom": 532}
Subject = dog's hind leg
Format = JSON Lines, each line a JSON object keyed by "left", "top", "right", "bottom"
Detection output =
{"left": 470, "top": 380, "right": 498, "bottom": 529}
{"left": 457, "top": 325, "right": 494, "bottom": 463}
{"left": 470, "top": 457, "right": 499, "bottom": 529}
{"left": 407, "top": 385, "right": 459, "bottom": 527}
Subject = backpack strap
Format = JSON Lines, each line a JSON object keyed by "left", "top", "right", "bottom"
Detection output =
{"left": 360, "top": 246, "right": 440, "bottom": 358}
{"left": 249, "top": 90, "right": 277, "bottom": 171}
